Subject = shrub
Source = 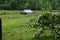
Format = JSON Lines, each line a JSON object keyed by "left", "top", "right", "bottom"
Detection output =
{"left": 32, "top": 12, "right": 60, "bottom": 40}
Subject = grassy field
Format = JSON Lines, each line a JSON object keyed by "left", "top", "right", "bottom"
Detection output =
{"left": 1, "top": 10, "right": 40, "bottom": 40}
{"left": 1, "top": 10, "right": 60, "bottom": 40}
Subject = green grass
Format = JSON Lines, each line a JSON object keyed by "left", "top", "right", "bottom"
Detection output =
{"left": 1, "top": 10, "right": 60, "bottom": 40}
{"left": 2, "top": 18, "right": 40, "bottom": 40}
{"left": 1, "top": 10, "right": 40, "bottom": 40}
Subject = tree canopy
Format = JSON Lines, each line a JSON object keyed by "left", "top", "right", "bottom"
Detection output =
{"left": 0, "top": 0, "right": 60, "bottom": 10}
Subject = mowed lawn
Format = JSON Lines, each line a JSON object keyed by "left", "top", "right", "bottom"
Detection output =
{"left": 1, "top": 10, "right": 41, "bottom": 40}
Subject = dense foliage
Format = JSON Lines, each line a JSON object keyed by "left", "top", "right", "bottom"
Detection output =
{"left": 32, "top": 12, "right": 60, "bottom": 40}
{"left": 0, "top": 0, "right": 60, "bottom": 10}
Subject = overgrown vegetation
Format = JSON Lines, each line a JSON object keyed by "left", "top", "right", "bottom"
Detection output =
{"left": 32, "top": 12, "right": 60, "bottom": 40}
{"left": 1, "top": 0, "right": 60, "bottom": 40}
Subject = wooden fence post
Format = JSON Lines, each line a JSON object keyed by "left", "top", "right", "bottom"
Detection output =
{"left": 0, "top": 18, "right": 2, "bottom": 40}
